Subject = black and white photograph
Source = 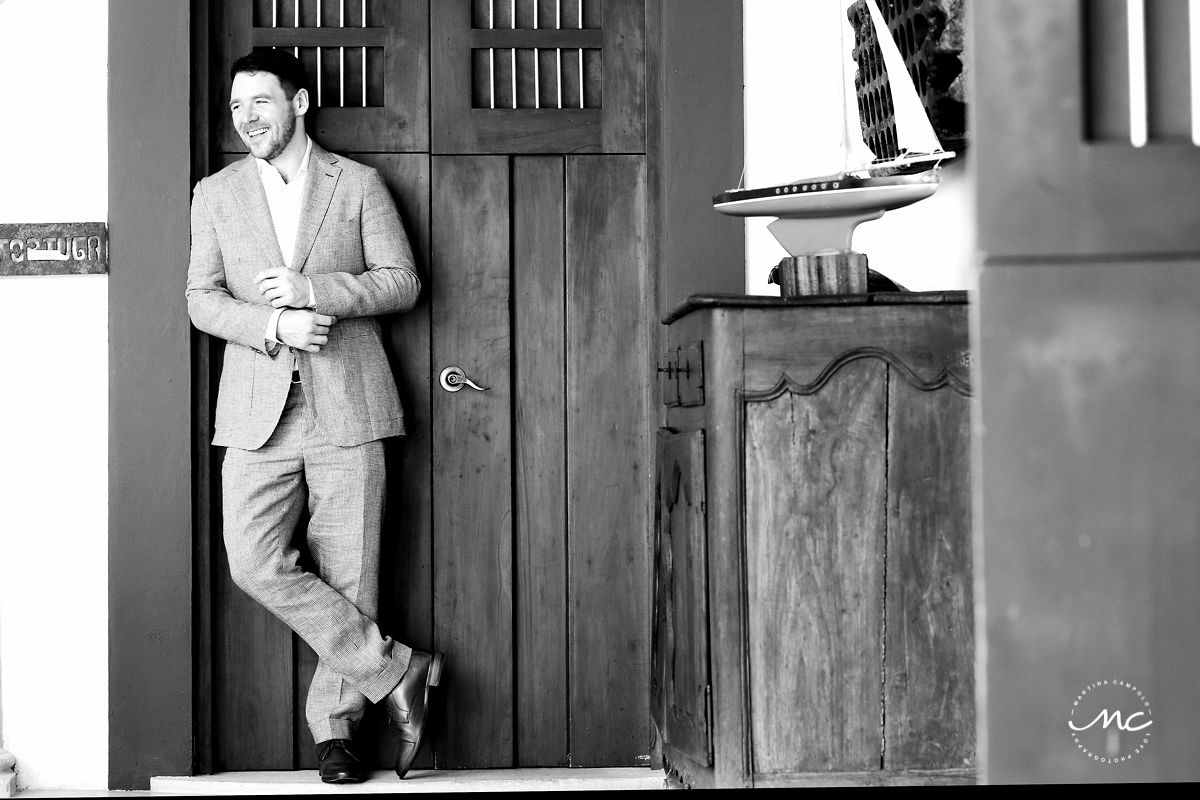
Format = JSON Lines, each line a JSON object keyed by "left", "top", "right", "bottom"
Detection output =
{"left": 0, "top": 0, "right": 1195, "bottom": 793}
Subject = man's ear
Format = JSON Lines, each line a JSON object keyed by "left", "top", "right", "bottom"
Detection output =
{"left": 293, "top": 87, "right": 310, "bottom": 117}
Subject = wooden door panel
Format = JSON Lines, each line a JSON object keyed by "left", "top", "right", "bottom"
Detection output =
{"left": 431, "top": 155, "right": 515, "bottom": 768}
{"left": 215, "top": 0, "right": 428, "bottom": 154}
{"left": 432, "top": 0, "right": 645, "bottom": 153}
{"left": 653, "top": 428, "right": 712, "bottom": 765}
{"left": 884, "top": 380, "right": 974, "bottom": 770}
{"left": 566, "top": 155, "right": 652, "bottom": 764}
{"left": 743, "top": 361, "right": 887, "bottom": 774}
{"left": 513, "top": 156, "right": 570, "bottom": 767}
{"left": 214, "top": 547, "right": 295, "bottom": 770}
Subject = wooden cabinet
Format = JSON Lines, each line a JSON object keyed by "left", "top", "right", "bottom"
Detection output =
{"left": 652, "top": 293, "right": 975, "bottom": 788}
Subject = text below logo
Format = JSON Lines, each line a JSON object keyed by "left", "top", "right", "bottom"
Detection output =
{"left": 1068, "top": 679, "right": 1153, "bottom": 765}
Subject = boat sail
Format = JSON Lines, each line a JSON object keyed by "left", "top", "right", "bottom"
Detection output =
{"left": 715, "top": 0, "right": 955, "bottom": 257}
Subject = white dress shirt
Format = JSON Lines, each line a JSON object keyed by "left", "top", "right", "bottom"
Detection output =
{"left": 257, "top": 136, "right": 317, "bottom": 352}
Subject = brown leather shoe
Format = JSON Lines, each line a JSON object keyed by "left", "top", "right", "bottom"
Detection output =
{"left": 316, "top": 739, "right": 368, "bottom": 784}
{"left": 384, "top": 650, "right": 445, "bottom": 779}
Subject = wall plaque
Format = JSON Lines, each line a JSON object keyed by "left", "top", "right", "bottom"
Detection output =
{"left": 0, "top": 222, "right": 108, "bottom": 276}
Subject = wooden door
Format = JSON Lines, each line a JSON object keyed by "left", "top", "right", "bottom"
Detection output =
{"left": 196, "top": 0, "right": 652, "bottom": 772}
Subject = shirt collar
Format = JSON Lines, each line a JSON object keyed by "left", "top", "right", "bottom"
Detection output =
{"left": 255, "top": 136, "right": 312, "bottom": 185}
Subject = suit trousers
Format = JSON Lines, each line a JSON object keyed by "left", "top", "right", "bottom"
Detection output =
{"left": 222, "top": 380, "right": 412, "bottom": 744}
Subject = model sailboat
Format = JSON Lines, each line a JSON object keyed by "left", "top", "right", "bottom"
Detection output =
{"left": 714, "top": 0, "right": 955, "bottom": 257}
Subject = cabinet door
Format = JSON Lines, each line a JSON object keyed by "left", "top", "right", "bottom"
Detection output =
{"left": 652, "top": 429, "right": 713, "bottom": 766}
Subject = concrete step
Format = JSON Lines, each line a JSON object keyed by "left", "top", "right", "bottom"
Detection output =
{"left": 151, "top": 768, "right": 667, "bottom": 794}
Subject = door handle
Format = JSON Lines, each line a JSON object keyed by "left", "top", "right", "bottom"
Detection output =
{"left": 439, "top": 366, "right": 489, "bottom": 393}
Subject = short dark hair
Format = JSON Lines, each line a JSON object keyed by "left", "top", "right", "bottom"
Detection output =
{"left": 230, "top": 49, "right": 309, "bottom": 99}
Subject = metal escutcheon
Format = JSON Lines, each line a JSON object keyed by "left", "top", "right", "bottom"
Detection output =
{"left": 439, "top": 366, "right": 489, "bottom": 393}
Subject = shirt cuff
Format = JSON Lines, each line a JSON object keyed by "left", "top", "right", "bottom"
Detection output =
{"left": 264, "top": 307, "right": 287, "bottom": 354}
{"left": 306, "top": 276, "right": 316, "bottom": 308}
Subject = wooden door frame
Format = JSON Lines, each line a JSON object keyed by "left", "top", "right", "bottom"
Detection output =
{"left": 106, "top": 0, "right": 743, "bottom": 788}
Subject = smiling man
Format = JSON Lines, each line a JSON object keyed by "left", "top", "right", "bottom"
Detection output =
{"left": 185, "top": 49, "right": 445, "bottom": 784}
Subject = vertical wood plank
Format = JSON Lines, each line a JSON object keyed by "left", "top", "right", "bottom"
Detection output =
{"left": 513, "top": 156, "right": 570, "bottom": 767}
{"left": 884, "top": 380, "right": 974, "bottom": 770}
{"left": 566, "top": 155, "right": 652, "bottom": 765}
{"left": 363, "top": 152, "right": 436, "bottom": 770}
{"left": 602, "top": 0, "right": 646, "bottom": 151}
{"left": 743, "top": 361, "right": 887, "bottom": 774}
{"left": 214, "top": 546, "right": 295, "bottom": 770}
{"left": 431, "top": 155, "right": 515, "bottom": 768}
{"left": 655, "top": 429, "right": 712, "bottom": 764}
{"left": 1146, "top": 0, "right": 1192, "bottom": 140}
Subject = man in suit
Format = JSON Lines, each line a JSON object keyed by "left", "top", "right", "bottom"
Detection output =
{"left": 186, "top": 49, "right": 444, "bottom": 784}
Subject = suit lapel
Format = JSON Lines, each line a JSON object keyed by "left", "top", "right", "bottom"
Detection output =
{"left": 230, "top": 155, "right": 287, "bottom": 272}
{"left": 292, "top": 144, "right": 342, "bottom": 274}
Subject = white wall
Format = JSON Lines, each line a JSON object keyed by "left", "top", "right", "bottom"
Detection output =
{"left": 0, "top": 0, "right": 109, "bottom": 791}
{"left": 743, "top": 0, "right": 973, "bottom": 293}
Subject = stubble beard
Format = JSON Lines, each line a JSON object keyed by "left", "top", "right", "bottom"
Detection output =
{"left": 248, "top": 108, "right": 297, "bottom": 163}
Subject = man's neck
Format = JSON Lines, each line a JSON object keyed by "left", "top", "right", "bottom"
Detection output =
{"left": 268, "top": 131, "right": 309, "bottom": 184}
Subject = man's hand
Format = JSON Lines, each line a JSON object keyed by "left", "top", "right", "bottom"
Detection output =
{"left": 255, "top": 267, "right": 312, "bottom": 308}
{"left": 277, "top": 310, "right": 337, "bottom": 353}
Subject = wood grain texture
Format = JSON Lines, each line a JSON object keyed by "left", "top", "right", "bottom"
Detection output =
{"left": 213, "top": 548, "right": 295, "bottom": 770}
{"left": 653, "top": 429, "right": 712, "bottom": 764}
{"left": 741, "top": 303, "right": 969, "bottom": 396}
{"left": 743, "top": 359, "right": 887, "bottom": 774}
{"left": 360, "top": 152, "right": 435, "bottom": 771}
{"left": 433, "top": 0, "right": 645, "bottom": 153}
{"left": 884, "top": 380, "right": 974, "bottom": 770}
{"left": 218, "top": 0, "right": 427, "bottom": 153}
{"left": 513, "top": 157, "right": 570, "bottom": 767}
{"left": 431, "top": 155, "right": 514, "bottom": 768}
{"left": 566, "top": 155, "right": 652, "bottom": 765}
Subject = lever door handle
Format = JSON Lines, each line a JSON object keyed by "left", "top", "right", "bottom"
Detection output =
{"left": 440, "top": 366, "right": 489, "bottom": 393}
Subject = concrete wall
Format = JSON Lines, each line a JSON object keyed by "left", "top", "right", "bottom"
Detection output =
{"left": 0, "top": 0, "right": 110, "bottom": 791}
{"left": 743, "top": 0, "right": 972, "bottom": 293}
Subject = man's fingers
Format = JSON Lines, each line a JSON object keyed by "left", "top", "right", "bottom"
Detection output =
{"left": 312, "top": 324, "right": 330, "bottom": 335}
{"left": 314, "top": 314, "right": 337, "bottom": 326}
{"left": 271, "top": 297, "right": 288, "bottom": 308}
{"left": 312, "top": 334, "right": 328, "bottom": 346}
{"left": 254, "top": 267, "right": 287, "bottom": 283}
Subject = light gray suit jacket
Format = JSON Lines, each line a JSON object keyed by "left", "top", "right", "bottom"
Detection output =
{"left": 186, "top": 143, "right": 421, "bottom": 450}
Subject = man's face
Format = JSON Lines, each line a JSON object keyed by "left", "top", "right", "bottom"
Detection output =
{"left": 229, "top": 70, "right": 303, "bottom": 162}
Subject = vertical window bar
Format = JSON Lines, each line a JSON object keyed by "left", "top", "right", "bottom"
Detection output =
{"left": 490, "top": 0, "right": 497, "bottom": 109}
{"left": 340, "top": 0, "right": 345, "bottom": 108}
{"left": 361, "top": 0, "right": 367, "bottom": 107}
{"left": 534, "top": 0, "right": 541, "bottom": 109}
{"left": 556, "top": 0, "right": 563, "bottom": 108}
{"left": 577, "top": 2, "right": 583, "bottom": 107}
{"left": 1192, "top": 0, "right": 1200, "bottom": 144}
{"left": 1129, "top": 0, "right": 1149, "bottom": 146}
{"left": 294, "top": 0, "right": 300, "bottom": 59}
{"left": 511, "top": 0, "right": 518, "bottom": 108}
{"left": 272, "top": 0, "right": 278, "bottom": 27}
{"left": 316, "top": 0, "right": 322, "bottom": 107}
